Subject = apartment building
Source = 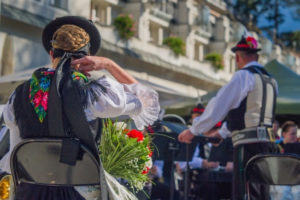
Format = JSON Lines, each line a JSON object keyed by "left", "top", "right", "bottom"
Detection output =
{"left": 0, "top": 0, "right": 299, "bottom": 111}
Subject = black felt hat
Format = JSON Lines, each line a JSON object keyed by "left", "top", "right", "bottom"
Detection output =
{"left": 42, "top": 16, "right": 101, "bottom": 55}
{"left": 231, "top": 36, "right": 261, "bottom": 53}
{"left": 191, "top": 103, "right": 205, "bottom": 114}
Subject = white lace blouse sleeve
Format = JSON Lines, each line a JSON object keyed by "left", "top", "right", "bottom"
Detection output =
{"left": 3, "top": 92, "right": 17, "bottom": 129}
{"left": 85, "top": 76, "right": 160, "bottom": 130}
{"left": 1, "top": 92, "right": 22, "bottom": 173}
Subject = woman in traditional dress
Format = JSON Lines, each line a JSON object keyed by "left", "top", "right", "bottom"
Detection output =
{"left": 0, "top": 16, "right": 160, "bottom": 200}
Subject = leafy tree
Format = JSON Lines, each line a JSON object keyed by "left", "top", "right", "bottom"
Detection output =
{"left": 284, "top": 0, "right": 300, "bottom": 18}
{"left": 259, "top": 0, "right": 299, "bottom": 42}
{"left": 279, "top": 31, "right": 300, "bottom": 52}
{"left": 232, "top": 0, "right": 269, "bottom": 28}
{"left": 260, "top": 0, "right": 285, "bottom": 41}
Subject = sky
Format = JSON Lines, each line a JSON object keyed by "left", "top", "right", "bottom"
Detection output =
{"left": 258, "top": 5, "right": 300, "bottom": 34}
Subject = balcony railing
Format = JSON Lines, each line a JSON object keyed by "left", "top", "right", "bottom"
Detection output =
{"left": 206, "top": 0, "right": 227, "bottom": 11}
{"left": 149, "top": 8, "right": 172, "bottom": 22}
{"left": 195, "top": 26, "right": 212, "bottom": 39}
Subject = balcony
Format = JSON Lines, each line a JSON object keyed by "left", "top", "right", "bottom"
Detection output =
{"left": 98, "top": 24, "right": 232, "bottom": 85}
{"left": 92, "top": 0, "right": 119, "bottom": 5}
{"left": 206, "top": 0, "right": 227, "bottom": 11}
{"left": 195, "top": 26, "right": 212, "bottom": 39}
{"left": 91, "top": 0, "right": 121, "bottom": 26}
{"left": 230, "top": 22, "right": 245, "bottom": 43}
{"left": 149, "top": 8, "right": 172, "bottom": 27}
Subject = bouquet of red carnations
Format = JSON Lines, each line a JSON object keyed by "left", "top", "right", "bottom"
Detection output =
{"left": 99, "top": 119, "right": 153, "bottom": 193}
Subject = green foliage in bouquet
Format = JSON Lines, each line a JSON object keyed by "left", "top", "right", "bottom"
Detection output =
{"left": 113, "top": 14, "right": 136, "bottom": 40}
{"left": 163, "top": 36, "right": 186, "bottom": 56}
{"left": 205, "top": 53, "right": 224, "bottom": 70}
{"left": 99, "top": 119, "right": 153, "bottom": 191}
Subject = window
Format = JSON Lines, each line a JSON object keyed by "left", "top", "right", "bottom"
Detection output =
{"left": 49, "top": 0, "right": 68, "bottom": 10}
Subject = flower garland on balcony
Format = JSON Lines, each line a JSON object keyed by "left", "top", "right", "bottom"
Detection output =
{"left": 163, "top": 36, "right": 186, "bottom": 56}
{"left": 113, "top": 14, "right": 136, "bottom": 40}
{"left": 205, "top": 52, "right": 224, "bottom": 70}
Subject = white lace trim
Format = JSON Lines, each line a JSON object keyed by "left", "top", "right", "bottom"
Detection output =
{"left": 125, "top": 83, "right": 160, "bottom": 130}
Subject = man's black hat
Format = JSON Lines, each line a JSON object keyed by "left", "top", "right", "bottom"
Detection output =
{"left": 191, "top": 103, "right": 205, "bottom": 114}
{"left": 42, "top": 16, "right": 101, "bottom": 55}
{"left": 231, "top": 36, "right": 261, "bottom": 53}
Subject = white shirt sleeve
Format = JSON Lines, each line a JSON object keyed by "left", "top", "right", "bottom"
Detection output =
{"left": 153, "top": 160, "right": 164, "bottom": 178}
{"left": 218, "top": 122, "right": 231, "bottom": 139}
{"left": 189, "top": 70, "right": 255, "bottom": 137}
{"left": 84, "top": 76, "right": 160, "bottom": 130}
{"left": 177, "top": 145, "right": 203, "bottom": 170}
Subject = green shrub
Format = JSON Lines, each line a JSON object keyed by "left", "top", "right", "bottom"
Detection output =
{"left": 113, "top": 14, "right": 136, "bottom": 40}
{"left": 163, "top": 36, "right": 186, "bottom": 56}
{"left": 205, "top": 53, "right": 224, "bottom": 70}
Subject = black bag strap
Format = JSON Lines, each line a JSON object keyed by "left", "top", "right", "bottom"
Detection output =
{"left": 48, "top": 53, "right": 99, "bottom": 163}
{"left": 0, "top": 114, "right": 3, "bottom": 127}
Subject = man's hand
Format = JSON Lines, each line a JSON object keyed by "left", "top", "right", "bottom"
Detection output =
{"left": 210, "top": 131, "right": 223, "bottom": 147}
{"left": 178, "top": 129, "right": 195, "bottom": 144}
{"left": 202, "top": 160, "right": 219, "bottom": 169}
{"left": 225, "top": 162, "right": 233, "bottom": 172}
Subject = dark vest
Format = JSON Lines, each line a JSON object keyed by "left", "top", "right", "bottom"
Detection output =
{"left": 225, "top": 66, "right": 276, "bottom": 132}
{"left": 13, "top": 68, "right": 102, "bottom": 143}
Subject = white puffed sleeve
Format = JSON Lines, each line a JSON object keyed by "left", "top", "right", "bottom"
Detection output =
{"left": 124, "top": 83, "right": 160, "bottom": 130}
{"left": 0, "top": 93, "right": 22, "bottom": 173}
{"left": 85, "top": 76, "right": 160, "bottom": 130}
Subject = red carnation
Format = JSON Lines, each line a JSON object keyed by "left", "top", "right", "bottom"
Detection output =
{"left": 142, "top": 167, "right": 150, "bottom": 174}
{"left": 147, "top": 146, "right": 153, "bottom": 157}
{"left": 127, "top": 129, "right": 144, "bottom": 142}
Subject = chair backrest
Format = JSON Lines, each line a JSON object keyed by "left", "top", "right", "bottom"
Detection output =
{"left": 11, "top": 139, "right": 100, "bottom": 187}
{"left": 245, "top": 153, "right": 300, "bottom": 185}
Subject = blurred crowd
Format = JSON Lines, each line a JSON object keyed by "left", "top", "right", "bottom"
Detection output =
{"left": 146, "top": 104, "right": 300, "bottom": 200}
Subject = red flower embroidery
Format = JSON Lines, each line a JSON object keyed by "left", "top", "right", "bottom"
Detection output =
{"left": 127, "top": 130, "right": 144, "bottom": 142}
{"left": 33, "top": 90, "right": 43, "bottom": 107}
{"left": 33, "top": 91, "right": 48, "bottom": 110}
{"left": 42, "top": 71, "right": 55, "bottom": 76}
{"left": 41, "top": 91, "right": 48, "bottom": 110}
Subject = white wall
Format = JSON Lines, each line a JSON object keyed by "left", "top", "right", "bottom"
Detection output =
{"left": 2, "top": 0, "right": 91, "bottom": 19}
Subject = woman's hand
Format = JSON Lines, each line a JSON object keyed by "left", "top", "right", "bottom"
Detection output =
{"left": 72, "top": 56, "right": 138, "bottom": 84}
{"left": 71, "top": 56, "right": 113, "bottom": 74}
